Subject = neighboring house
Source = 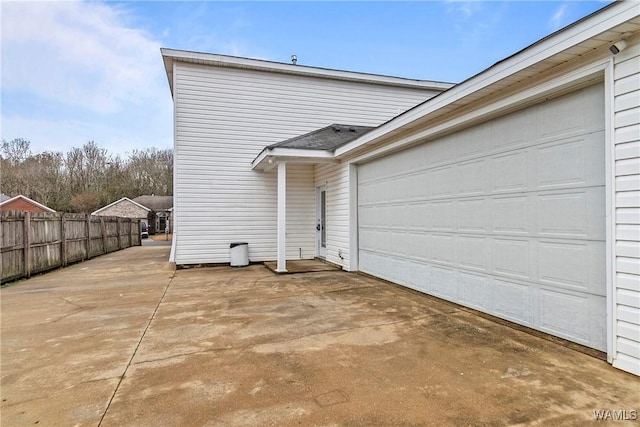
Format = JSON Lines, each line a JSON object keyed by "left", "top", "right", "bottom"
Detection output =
{"left": 163, "top": 0, "right": 639, "bottom": 377}
{"left": 132, "top": 195, "right": 173, "bottom": 234}
{"left": 0, "top": 195, "right": 56, "bottom": 213}
{"left": 92, "top": 197, "right": 151, "bottom": 222}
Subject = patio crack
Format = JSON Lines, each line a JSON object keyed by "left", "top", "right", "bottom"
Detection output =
{"left": 97, "top": 273, "right": 175, "bottom": 427}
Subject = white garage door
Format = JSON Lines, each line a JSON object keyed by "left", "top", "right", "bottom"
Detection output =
{"left": 358, "top": 84, "right": 606, "bottom": 351}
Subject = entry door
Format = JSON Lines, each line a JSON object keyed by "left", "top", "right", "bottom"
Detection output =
{"left": 316, "top": 186, "right": 327, "bottom": 258}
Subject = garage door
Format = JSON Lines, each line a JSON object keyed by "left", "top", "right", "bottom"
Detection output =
{"left": 358, "top": 83, "right": 606, "bottom": 350}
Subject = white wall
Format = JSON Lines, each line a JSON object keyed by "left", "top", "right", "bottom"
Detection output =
{"left": 612, "top": 38, "right": 640, "bottom": 375}
{"left": 285, "top": 164, "right": 315, "bottom": 260}
{"left": 314, "top": 163, "right": 351, "bottom": 269}
{"left": 173, "top": 61, "right": 441, "bottom": 264}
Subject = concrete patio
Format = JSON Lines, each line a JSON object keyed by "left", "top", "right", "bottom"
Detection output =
{"left": 1, "top": 246, "right": 638, "bottom": 426}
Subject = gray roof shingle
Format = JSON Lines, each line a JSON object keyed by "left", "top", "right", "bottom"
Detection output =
{"left": 132, "top": 195, "right": 173, "bottom": 211}
{"left": 268, "top": 124, "right": 374, "bottom": 152}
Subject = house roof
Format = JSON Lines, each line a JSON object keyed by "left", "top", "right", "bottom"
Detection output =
{"left": 0, "top": 194, "right": 11, "bottom": 203}
{"left": 334, "top": 1, "right": 640, "bottom": 161}
{"left": 0, "top": 195, "right": 56, "bottom": 213}
{"left": 269, "top": 124, "right": 374, "bottom": 151}
{"left": 253, "top": 124, "right": 374, "bottom": 171}
{"left": 160, "top": 48, "right": 455, "bottom": 96}
{"left": 132, "top": 195, "right": 173, "bottom": 212}
{"left": 92, "top": 197, "right": 151, "bottom": 216}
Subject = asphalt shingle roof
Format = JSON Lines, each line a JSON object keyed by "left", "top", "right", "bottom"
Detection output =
{"left": 268, "top": 124, "right": 374, "bottom": 152}
{"left": 132, "top": 195, "right": 173, "bottom": 211}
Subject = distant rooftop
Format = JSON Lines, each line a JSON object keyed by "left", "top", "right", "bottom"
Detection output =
{"left": 133, "top": 195, "right": 173, "bottom": 211}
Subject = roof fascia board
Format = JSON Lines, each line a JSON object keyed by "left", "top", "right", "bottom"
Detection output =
{"left": 0, "top": 195, "right": 56, "bottom": 213}
{"left": 345, "top": 59, "right": 609, "bottom": 165}
{"left": 252, "top": 147, "right": 336, "bottom": 171}
{"left": 251, "top": 149, "right": 269, "bottom": 170}
{"left": 334, "top": 1, "right": 638, "bottom": 158}
{"left": 269, "top": 147, "right": 335, "bottom": 158}
{"left": 160, "top": 48, "right": 453, "bottom": 91}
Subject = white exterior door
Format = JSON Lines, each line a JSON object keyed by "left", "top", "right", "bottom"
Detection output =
{"left": 357, "top": 84, "right": 607, "bottom": 351}
{"left": 316, "top": 186, "right": 327, "bottom": 258}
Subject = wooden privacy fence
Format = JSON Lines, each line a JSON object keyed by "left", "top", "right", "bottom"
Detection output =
{"left": 1, "top": 212, "right": 141, "bottom": 283}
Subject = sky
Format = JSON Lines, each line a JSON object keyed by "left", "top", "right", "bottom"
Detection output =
{"left": 1, "top": 0, "right": 611, "bottom": 158}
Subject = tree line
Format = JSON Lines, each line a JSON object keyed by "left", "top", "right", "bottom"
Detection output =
{"left": 1, "top": 138, "right": 172, "bottom": 213}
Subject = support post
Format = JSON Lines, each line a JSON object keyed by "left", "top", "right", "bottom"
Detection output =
{"left": 276, "top": 161, "right": 287, "bottom": 272}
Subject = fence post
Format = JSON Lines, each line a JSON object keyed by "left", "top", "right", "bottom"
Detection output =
{"left": 99, "top": 217, "right": 107, "bottom": 254}
{"left": 117, "top": 217, "right": 122, "bottom": 250}
{"left": 61, "top": 214, "right": 67, "bottom": 267}
{"left": 23, "top": 212, "right": 31, "bottom": 279}
{"left": 85, "top": 214, "right": 91, "bottom": 260}
{"left": 128, "top": 218, "right": 132, "bottom": 247}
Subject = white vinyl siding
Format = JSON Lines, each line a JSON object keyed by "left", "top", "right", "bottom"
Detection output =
{"left": 285, "top": 164, "right": 315, "bottom": 260}
{"left": 173, "top": 62, "right": 440, "bottom": 264}
{"left": 613, "top": 40, "right": 640, "bottom": 375}
{"left": 314, "top": 163, "right": 350, "bottom": 268}
{"left": 358, "top": 84, "right": 607, "bottom": 351}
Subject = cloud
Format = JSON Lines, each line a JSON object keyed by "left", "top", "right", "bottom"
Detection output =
{"left": 445, "top": 0, "right": 484, "bottom": 19}
{"left": 1, "top": 0, "right": 172, "bottom": 156}
{"left": 549, "top": 4, "right": 569, "bottom": 30}
{"left": 443, "top": 1, "right": 507, "bottom": 48}
{"left": 1, "top": 104, "right": 173, "bottom": 158}
{"left": 1, "top": 0, "right": 165, "bottom": 114}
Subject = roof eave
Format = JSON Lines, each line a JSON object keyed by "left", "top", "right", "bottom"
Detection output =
{"left": 0, "top": 195, "right": 56, "bottom": 213}
{"left": 160, "top": 48, "right": 455, "bottom": 91}
{"left": 252, "top": 147, "right": 337, "bottom": 171}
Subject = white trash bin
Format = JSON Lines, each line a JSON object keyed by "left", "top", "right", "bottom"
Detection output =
{"left": 230, "top": 242, "right": 249, "bottom": 267}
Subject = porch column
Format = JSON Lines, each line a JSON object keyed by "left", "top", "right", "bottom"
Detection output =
{"left": 276, "top": 161, "right": 287, "bottom": 272}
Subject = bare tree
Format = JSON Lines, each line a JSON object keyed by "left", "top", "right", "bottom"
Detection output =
{"left": 127, "top": 148, "right": 173, "bottom": 195}
{"left": 1, "top": 138, "right": 32, "bottom": 165}
{"left": 22, "top": 152, "right": 65, "bottom": 209}
{"left": 70, "top": 192, "right": 101, "bottom": 213}
{"left": 0, "top": 138, "right": 173, "bottom": 212}
{"left": 65, "top": 141, "right": 111, "bottom": 194}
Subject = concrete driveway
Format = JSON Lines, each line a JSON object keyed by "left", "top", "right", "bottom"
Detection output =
{"left": 1, "top": 246, "right": 638, "bottom": 426}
